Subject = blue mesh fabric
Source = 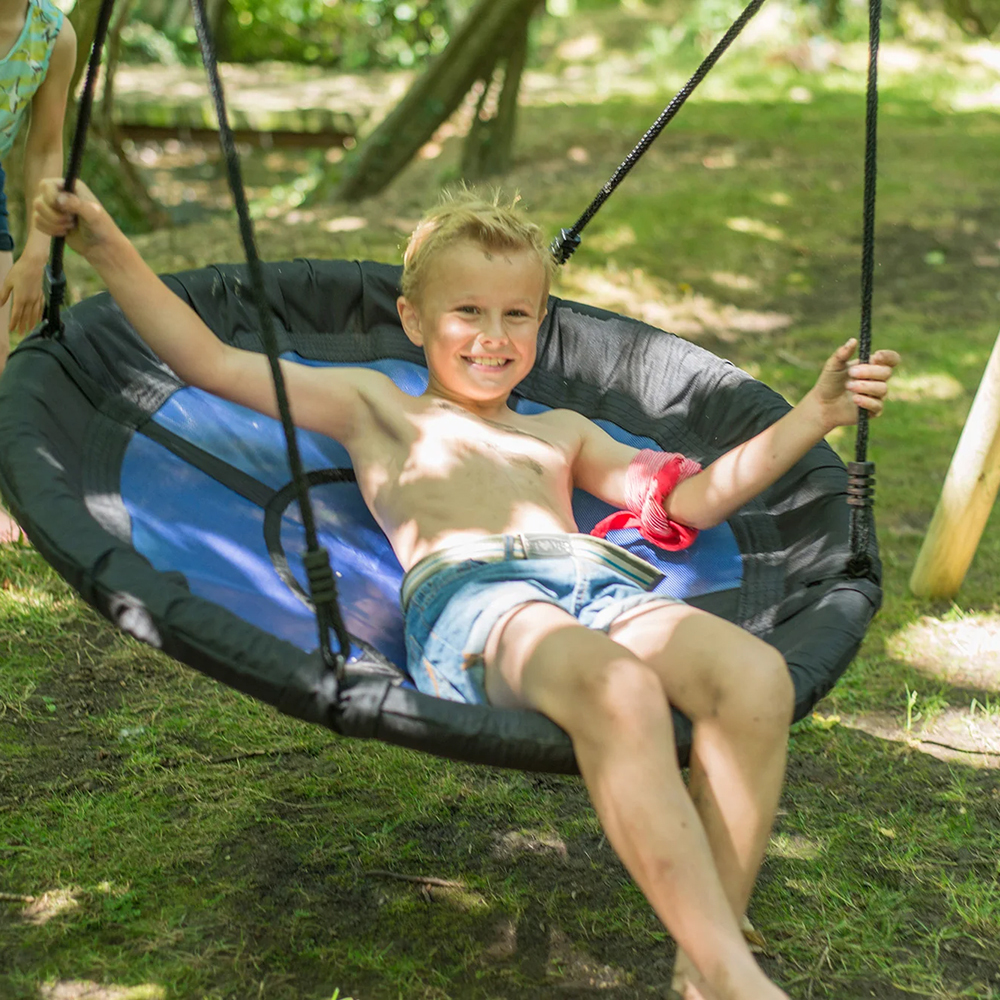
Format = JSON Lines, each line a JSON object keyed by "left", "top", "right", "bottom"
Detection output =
{"left": 120, "top": 357, "right": 743, "bottom": 668}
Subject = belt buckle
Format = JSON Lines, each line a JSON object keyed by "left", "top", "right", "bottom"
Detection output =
{"left": 521, "top": 534, "right": 574, "bottom": 559}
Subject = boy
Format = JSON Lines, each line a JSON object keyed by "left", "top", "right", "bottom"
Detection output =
{"left": 0, "top": 0, "right": 76, "bottom": 543}
{"left": 35, "top": 179, "right": 898, "bottom": 1000}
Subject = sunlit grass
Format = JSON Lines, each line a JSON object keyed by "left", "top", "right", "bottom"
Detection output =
{"left": 4, "top": 11, "right": 1000, "bottom": 998}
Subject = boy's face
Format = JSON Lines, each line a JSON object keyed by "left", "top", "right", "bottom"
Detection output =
{"left": 398, "top": 239, "right": 548, "bottom": 412}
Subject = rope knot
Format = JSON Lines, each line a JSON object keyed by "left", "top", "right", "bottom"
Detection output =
{"left": 550, "top": 229, "right": 581, "bottom": 266}
{"left": 846, "top": 461, "right": 875, "bottom": 508}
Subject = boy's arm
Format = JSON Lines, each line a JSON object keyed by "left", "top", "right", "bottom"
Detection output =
{"left": 667, "top": 340, "right": 899, "bottom": 528}
{"left": 33, "top": 179, "right": 376, "bottom": 444}
{"left": 572, "top": 339, "right": 899, "bottom": 530}
{"left": 0, "top": 19, "right": 77, "bottom": 335}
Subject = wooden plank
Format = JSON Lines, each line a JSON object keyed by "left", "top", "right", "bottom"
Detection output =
{"left": 115, "top": 123, "right": 354, "bottom": 150}
{"left": 910, "top": 329, "right": 1000, "bottom": 598}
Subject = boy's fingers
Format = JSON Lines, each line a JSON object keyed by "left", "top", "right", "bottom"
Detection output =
{"left": 871, "top": 348, "right": 901, "bottom": 367}
{"left": 827, "top": 338, "right": 858, "bottom": 369}
{"left": 848, "top": 363, "right": 896, "bottom": 381}
{"left": 847, "top": 379, "right": 888, "bottom": 397}
{"left": 855, "top": 395, "right": 884, "bottom": 415}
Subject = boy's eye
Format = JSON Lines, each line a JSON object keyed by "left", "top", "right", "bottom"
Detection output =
{"left": 457, "top": 305, "right": 479, "bottom": 314}
{"left": 507, "top": 310, "right": 530, "bottom": 318}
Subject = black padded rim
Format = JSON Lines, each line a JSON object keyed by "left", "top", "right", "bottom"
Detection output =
{"left": 0, "top": 259, "right": 882, "bottom": 773}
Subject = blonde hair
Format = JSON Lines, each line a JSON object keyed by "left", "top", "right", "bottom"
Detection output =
{"left": 401, "top": 189, "right": 555, "bottom": 305}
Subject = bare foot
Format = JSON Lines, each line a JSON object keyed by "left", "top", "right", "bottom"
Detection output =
{"left": 672, "top": 949, "right": 716, "bottom": 1000}
{"left": 0, "top": 506, "right": 26, "bottom": 544}
{"left": 672, "top": 948, "right": 790, "bottom": 1000}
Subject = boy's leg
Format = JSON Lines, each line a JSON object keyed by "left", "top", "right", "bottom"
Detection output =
{"left": 484, "top": 602, "right": 788, "bottom": 1000}
{"left": 607, "top": 603, "right": 793, "bottom": 998}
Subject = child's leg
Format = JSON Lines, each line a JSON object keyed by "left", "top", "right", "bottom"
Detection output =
{"left": 484, "top": 602, "right": 788, "bottom": 1000}
{"left": 608, "top": 603, "right": 793, "bottom": 998}
{"left": 1, "top": 249, "right": 12, "bottom": 373}
{"left": 0, "top": 249, "right": 26, "bottom": 543}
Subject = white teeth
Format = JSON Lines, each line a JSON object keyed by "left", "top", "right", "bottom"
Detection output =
{"left": 468, "top": 357, "right": 507, "bottom": 367}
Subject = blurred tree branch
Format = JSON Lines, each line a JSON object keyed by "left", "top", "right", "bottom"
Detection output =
{"left": 313, "top": 0, "right": 544, "bottom": 204}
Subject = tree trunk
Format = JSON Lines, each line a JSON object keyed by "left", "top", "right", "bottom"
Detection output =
{"left": 318, "top": 0, "right": 542, "bottom": 204}
{"left": 101, "top": 0, "right": 138, "bottom": 133}
{"left": 941, "top": 0, "right": 1000, "bottom": 35}
{"left": 65, "top": 0, "right": 165, "bottom": 232}
{"left": 461, "top": 9, "right": 529, "bottom": 180}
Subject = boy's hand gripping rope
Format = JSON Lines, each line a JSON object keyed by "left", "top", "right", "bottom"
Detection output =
{"left": 846, "top": 0, "right": 883, "bottom": 580}
{"left": 189, "top": 0, "right": 351, "bottom": 677}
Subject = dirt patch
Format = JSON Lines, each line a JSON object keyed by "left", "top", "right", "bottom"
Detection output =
{"left": 887, "top": 613, "right": 1000, "bottom": 694}
{"left": 844, "top": 708, "right": 1000, "bottom": 768}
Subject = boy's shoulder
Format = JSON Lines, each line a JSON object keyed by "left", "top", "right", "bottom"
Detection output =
{"left": 334, "top": 364, "right": 411, "bottom": 410}
{"left": 511, "top": 405, "right": 594, "bottom": 446}
{"left": 525, "top": 406, "right": 590, "bottom": 433}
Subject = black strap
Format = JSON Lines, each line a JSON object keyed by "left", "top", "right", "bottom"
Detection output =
{"left": 43, "top": 0, "right": 118, "bottom": 337}
{"left": 188, "top": 0, "right": 351, "bottom": 677}
{"left": 551, "top": 0, "right": 766, "bottom": 264}
{"left": 847, "top": 0, "right": 882, "bottom": 579}
{"left": 138, "top": 419, "right": 276, "bottom": 508}
{"left": 262, "top": 469, "right": 358, "bottom": 609}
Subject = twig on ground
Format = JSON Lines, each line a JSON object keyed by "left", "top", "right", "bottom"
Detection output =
{"left": 363, "top": 870, "right": 468, "bottom": 890}
{"left": 0, "top": 892, "right": 36, "bottom": 903}
{"left": 916, "top": 738, "right": 999, "bottom": 757}
{"left": 209, "top": 746, "right": 315, "bottom": 765}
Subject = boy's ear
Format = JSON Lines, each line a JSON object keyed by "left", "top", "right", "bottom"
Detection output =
{"left": 397, "top": 295, "right": 423, "bottom": 347}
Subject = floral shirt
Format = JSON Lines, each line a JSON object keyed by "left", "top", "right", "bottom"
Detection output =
{"left": 0, "top": 0, "right": 64, "bottom": 160}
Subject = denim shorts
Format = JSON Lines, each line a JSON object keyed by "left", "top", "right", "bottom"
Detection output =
{"left": 402, "top": 534, "right": 679, "bottom": 704}
{"left": 0, "top": 162, "right": 13, "bottom": 253}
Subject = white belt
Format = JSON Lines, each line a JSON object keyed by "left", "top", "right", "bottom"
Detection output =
{"left": 400, "top": 532, "right": 662, "bottom": 613}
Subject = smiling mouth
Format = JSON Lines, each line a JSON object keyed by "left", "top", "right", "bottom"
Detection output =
{"left": 464, "top": 357, "right": 512, "bottom": 368}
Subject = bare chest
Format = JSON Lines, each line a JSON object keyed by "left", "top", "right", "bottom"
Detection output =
{"left": 403, "top": 410, "right": 569, "bottom": 488}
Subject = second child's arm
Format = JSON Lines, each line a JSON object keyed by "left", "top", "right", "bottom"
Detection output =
{"left": 34, "top": 179, "right": 376, "bottom": 444}
{"left": 0, "top": 19, "right": 77, "bottom": 336}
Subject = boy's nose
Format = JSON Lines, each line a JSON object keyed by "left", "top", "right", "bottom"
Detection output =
{"left": 479, "top": 314, "right": 509, "bottom": 345}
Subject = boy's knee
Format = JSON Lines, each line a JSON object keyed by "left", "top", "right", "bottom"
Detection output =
{"left": 735, "top": 642, "right": 794, "bottom": 728}
{"left": 569, "top": 651, "right": 668, "bottom": 736}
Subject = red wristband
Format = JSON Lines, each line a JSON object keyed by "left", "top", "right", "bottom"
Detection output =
{"left": 592, "top": 449, "right": 702, "bottom": 551}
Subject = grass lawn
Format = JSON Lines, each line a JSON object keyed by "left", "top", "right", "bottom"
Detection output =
{"left": 2, "top": 7, "right": 1000, "bottom": 999}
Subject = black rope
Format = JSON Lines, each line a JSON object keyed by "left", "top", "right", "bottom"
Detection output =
{"left": 42, "top": 0, "right": 118, "bottom": 336}
{"left": 847, "top": 0, "right": 882, "bottom": 579}
{"left": 189, "top": 0, "right": 351, "bottom": 676}
{"left": 551, "top": 0, "right": 766, "bottom": 264}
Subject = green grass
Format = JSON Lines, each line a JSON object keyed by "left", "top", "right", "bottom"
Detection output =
{"left": 4, "top": 20, "right": 1000, "bottom": 1000}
